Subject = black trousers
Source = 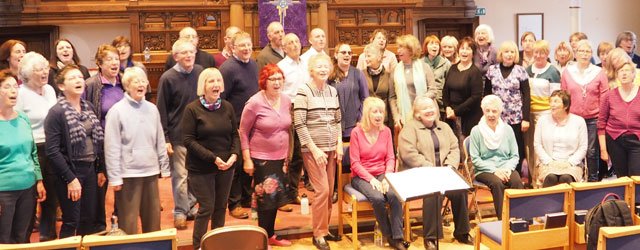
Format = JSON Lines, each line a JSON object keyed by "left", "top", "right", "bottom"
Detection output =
{"left": 227, "top": 158, "right": 252, "bottom": 210}
{"left": 542, "top": 174, "right": 574, "bottom": 188}
{"left": 258, "top": 209, "right": 278, "bottom": 238}
{"left": 508, "top": 123, "right": 526, "bottom": 175}
{"left": 36, "top": 143, "right": 59, "bottom": 240}
{"left": 475, "top": 171, "right": 524, "bottom": 220}
{"left": 189, "top": 169, "right": 234, "bottom": 250}
{"left": 422, "top": 191, "right": 470, "bottom": 240}
{"left": 606, "top": 133, "right": 640, "bottom": 177}
{"left": 0, "top": 185, "right": 37, "bottom": 243}
{"left": 57, "top": 161, "right": 98, "bottom": 238}
{"left": 94, "top": 174, "right": 107, "bottom": 232}
{"left": 286, "top": 129, "right": 309, "bottom": 199}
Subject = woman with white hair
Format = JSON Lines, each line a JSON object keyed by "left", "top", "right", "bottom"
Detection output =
{"left": 15, "top": 51, "right": 57, "bottom": 241}
{"left": 181, "top": 67, "right": 239, "bottom": 250}
{"left": 294, "top": 53, "right": 342, "bottom": 250}
{"left": 560, "top": 39, "right": 608, "bottom": 182}
{"left": 484, "top": 40, "right": 530, "bottom": 179}
{"left": 104, "top": 67, "right": 170, "bottom": 235}
{"left": 473, "top": 24, "right": 498, "bottom": 76}
{"left": 469, "top": 95, "right": 524, "bottom": 220}
{"left": 398, "top": 96, "right": 472, "bottom": 249}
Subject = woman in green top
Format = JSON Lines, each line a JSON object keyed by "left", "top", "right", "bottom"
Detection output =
{"left": 0, "top": 69, "right": 46, "bottom": 243}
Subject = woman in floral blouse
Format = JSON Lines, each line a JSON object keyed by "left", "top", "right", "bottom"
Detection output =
{"left": 484, "top": 41, "right": 531, "bottom": 178}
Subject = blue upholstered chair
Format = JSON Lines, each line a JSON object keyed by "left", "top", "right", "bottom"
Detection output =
{"left": 597, "top": 225, "right": 640, "bottom": 250}
{"left": 81, "top": 228, "right": 177, "bottom": 250}
{"left": 569, "top": 177, "right": 634, "bottom": 249}
{"left": 474, "top": 183, "right": 572, "bottom": 250}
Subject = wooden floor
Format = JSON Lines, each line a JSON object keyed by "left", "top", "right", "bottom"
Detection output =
{"left": 27, "top": 178, "right": 524, "bottom": 250}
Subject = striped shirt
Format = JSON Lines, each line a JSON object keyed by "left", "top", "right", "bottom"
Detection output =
{"left": 294, "top": 82, "right": 342, "bottom": 152}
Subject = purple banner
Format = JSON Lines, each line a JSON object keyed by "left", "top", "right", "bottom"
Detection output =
{"left": 258, "top": 0, "right": 308, "bottom": 47}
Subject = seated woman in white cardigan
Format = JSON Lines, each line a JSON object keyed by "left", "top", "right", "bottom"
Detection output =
{"left": 534, "top": 90, "right": 588, "bottom": 187}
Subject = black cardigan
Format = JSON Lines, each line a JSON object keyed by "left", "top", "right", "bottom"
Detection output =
{"left": 44, "top": 102, "right": 105, "bottom": 184}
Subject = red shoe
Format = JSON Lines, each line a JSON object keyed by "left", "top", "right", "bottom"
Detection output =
{"left": 268, "top": 235, "right": 292, "bottom": 247}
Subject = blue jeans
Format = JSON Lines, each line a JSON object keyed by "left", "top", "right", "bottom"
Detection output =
{"left": 170, "top": 145, "right": 196, "bottom": 219}
{"left": 585, "top": 119, "right": 601, "bottom": 181}
{"left": 351, "top": 175, "right": 404, "bottom": 240}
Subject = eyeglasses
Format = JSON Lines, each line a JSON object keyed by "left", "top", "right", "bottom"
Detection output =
{"left": 338, "top": 51, "right": 352, "bottom": 55}
{"left": 268, "top": 77, "right": 284, "bottom": 82}
{"left": 577, "top": 50, "right": 592, "bottom": 54}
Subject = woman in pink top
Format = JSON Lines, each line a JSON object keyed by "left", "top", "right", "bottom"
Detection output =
{"left": 598, "top": 61, "right": 640, "bottom": 177}
{"left": 560, "top": 39, "right": 609, "bottom": 182}
{"left": 349, "top": 97, "right": 406, "bottom": 250}
{"left": 239, "top": 64, "right": 292, "bottom": 247}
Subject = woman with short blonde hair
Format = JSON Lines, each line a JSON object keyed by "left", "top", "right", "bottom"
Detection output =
{"left": 484, "top": 41, "right": 531, "bottom": 179}
{"left": 182, "top": 67, "right": 239, "bottom": 249}
{"left": 561, "top": 39, "right": 608, "bottom": 182}
{"left": 440, "top": 36, "right": 459, "bottom": 64}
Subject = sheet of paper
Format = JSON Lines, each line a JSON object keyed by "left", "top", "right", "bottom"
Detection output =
{"left": 385, "top": 166, "right": 470, "bottom": 201}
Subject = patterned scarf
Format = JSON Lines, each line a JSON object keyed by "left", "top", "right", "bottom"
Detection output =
{"left": 367, "top": 64, "right": 385, "bottom": 76}
{"left": 200, "top": 96, "right": 222, "bottom": 111}
{"left": 57, "top": 97, "right": 104, "bottom": 156}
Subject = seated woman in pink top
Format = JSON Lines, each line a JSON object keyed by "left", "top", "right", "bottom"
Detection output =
{"left": 598, "top": 61, "right": 640, "bottom": 177}
{"left": 349, "top": 97, "right": 406, "bottom": 250}
{"left": 239, "top": 64, "right": 292, "bottom": 247}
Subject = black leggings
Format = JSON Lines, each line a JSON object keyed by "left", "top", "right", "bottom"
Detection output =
{"left": 542, "top": 174, "right": 574, "bottom": 188}
{"left": 258, "top": 209, "right": 278, "bottom": 237}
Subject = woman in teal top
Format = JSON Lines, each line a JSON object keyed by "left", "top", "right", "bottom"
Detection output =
{"left": 0, "top": 69, "right": 46, "bottom": 243}
{"left": 469, "top": 94, "right": 524, "bottom": 220}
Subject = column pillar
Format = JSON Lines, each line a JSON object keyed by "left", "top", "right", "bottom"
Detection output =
{"left": 569, "top": 0, "right": 581, "bottom": 33}
{"left": 318, "top": 0, "right": 328, "bottom": 33}
{"left": 229, "top": 0, "right": 245, "bottom": 30}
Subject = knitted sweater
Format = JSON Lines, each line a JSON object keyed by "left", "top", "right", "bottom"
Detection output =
{"left": 0, "top": 112, "right": 42, "bottom": 191}
{"left": 104, "top": 94, "right": 170, "bottom": 186}
{"left": 182, "top": 99, "right": 240, "bottom": 174}
{"left": 156, "top": 65, "right": 203, "bottom": 145}
{"left": 220, "top": 56, "right": 259, "bottom": 124}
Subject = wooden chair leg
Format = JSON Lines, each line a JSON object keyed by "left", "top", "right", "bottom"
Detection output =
{"left": 403, "top": 202, "right": 411, "bottom": 241}
{"left": 352, "top": 202, "right": 359, "bottom": 249}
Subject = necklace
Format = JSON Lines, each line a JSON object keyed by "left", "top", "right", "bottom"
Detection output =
{"left": 263, "top": 91, "right": 280, "bottom": 110}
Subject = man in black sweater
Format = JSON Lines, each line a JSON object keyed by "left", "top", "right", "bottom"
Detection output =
{"left": 220, "top": 31, "right": 259, "bottom": 219}
{"left": 157, "top": 38, "right": 204, "bottom": 230}
{"left": 164, "top": 27, "right": 216, "bottom": 70}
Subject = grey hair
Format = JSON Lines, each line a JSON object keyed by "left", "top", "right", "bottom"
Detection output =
{"left": 19, "top": 52, "right": 49, "bottom": 83}
{"left": 576, "top": 39, "right": 594, "bottom": 54}
{"left": 412, "top": 95, "right": 440, "bottom": 121}
{"left": 475, "top": 24, "right": 495, "bottom": 44}
{"left": 122, "top": 66, "right": 148, "bottom": 90}
{"left": 172, "top": 38, "right": 196, "bottom": 55}
{"left": 480, "top": 94, "right": 503, "bottom": 112}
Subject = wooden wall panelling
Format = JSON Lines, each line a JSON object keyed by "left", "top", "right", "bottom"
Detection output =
{"left": 0, "top": 25, "right": 59, "bottom": 60}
